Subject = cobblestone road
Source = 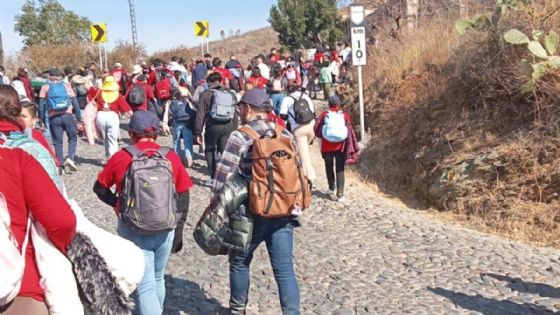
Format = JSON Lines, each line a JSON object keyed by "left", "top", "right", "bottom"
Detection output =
{"left": 63, "top": 118, "right": 560, "bottom": 315}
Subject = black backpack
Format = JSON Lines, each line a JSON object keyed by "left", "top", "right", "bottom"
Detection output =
{"left": 290, "top": 93, "right": 315, "bottom": 124}
{"left": 128, "top": 84, "right": 146, "bottom": 106}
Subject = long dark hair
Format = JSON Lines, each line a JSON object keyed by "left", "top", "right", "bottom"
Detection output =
{"left": 0, "top": 85, "right": 23, "bottom": 125}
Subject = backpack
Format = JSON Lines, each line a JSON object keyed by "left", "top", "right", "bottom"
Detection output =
{"left": 322, "top": 111, "right": 348, "bottom": 143}
{"left": 47, "top": 82, "right": 70, "bottom": 111}
{"left": 240, "top": 124, "right": 312, "bottom": 218}
{"left": 128, "top": 84, "right": 146, "bottom": 106}
{"left": 119, "top": 146, "right": 177, "bottom": 234}
{"left": 209, "top": 89, "right": 237, "bottom": 122}
{"left": 0, "top": 191, "right": 30, "bottom": 307}
{"left": 319, "top": 66, "right": 332, "bottom": 83}
{"left": 155, "top": 78, "right": 171, "bottom": 101}
{"left": 171, "top": 99, "right": 195, "bottom": 123}
{"left": 3, "top": 131, "right": 65, "bottom": 193}
{"left": 290, "top": 93, "right": 315, "bottom": 125}
{"left": 74, "top": 83, "right": 88, "bottom": 97}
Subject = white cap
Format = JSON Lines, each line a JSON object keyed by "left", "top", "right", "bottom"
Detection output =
{"left": 115, "top": 62, "right": 122, "bottom": 68}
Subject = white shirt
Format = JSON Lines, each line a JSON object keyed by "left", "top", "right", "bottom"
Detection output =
{"left": 279, "top": 91, "right": 315, "bottom": 131}
{"left": 257, "top": 63, "right": 270, "bottom": 80}
{"left": 340, "top": 47, "right": 352, "bottom": 62}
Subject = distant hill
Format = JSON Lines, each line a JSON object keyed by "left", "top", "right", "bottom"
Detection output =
{"left": 151, "top": 27, "right": 280, "bottom": 65}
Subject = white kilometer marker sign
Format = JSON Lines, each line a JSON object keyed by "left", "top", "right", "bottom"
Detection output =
{"left": 350, "top": 5, "right": 367, "bottom": 142}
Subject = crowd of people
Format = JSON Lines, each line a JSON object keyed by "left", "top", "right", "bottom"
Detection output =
{"left": 0, "top": 43, "right": 359, "bottom": 315}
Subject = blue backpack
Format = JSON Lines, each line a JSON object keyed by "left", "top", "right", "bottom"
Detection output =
{"left": 171, "top": 99, "right": 195, "bottom": 123}
{"left": 3, "top": 131, "right": 65, "bottom": 193}
{"left": 47, "top": 82, "right": 70, "bottom": 111}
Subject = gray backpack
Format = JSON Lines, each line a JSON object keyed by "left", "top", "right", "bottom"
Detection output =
{"left": 209, "top": 89, "right": 237, "bottom": 122}
{"left": 120, "top": 146, "right": 177, "bottom": 234}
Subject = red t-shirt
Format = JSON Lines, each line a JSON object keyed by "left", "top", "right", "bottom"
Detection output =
{"left": 97, "top": 141, "right": 193, "bottom": 213}
{"left": 0, "top": 145, "right": 76, "bottom": 302}
{"left": 248, "top": 75, "right": 268, "bottom": 89}
{"left": 124, "top": 83, "right": 154, "bottom": 112}
{"left": 318, "top": 107, "right": 351, "bottom": 153}
{"left": 214, "top": 67, "right": 234, "bottom": 85}
{"left": 96, "top": 94, "right": 132, "bottom": 113}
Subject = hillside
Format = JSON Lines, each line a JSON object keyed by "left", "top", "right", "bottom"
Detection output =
{"left": 351, "top": 0, "right": 560, "bottom": 246}
{"left": 151, "top": 27, "right": 280, "bottom": 66}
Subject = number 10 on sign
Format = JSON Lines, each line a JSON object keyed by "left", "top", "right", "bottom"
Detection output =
{"left": 351, "top": 26, "right": 367, "bottom": 66}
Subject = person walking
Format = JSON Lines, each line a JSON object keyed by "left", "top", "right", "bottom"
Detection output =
{"left": 0, "top": 85, "right": 76, "bottom": 315}
{"left": 194, "top": 72, "right": 238, "bottom": 183}
{"left": 38, "top": 68, "right": 82, "bottom": 172}
{"left": 167, "top": 89, "right": 196, "bottom": 167}
{"left": 211, "top": 88, "right": 303, "bottom": 314}
{"left": 93, "top": 110, "right": 192, "bottom": 315}
{"left": 280, "top": 84, "right": 317, "bottom": 185}
{"left": 315, "top": 95, "right": 352, "bottom": 201}
{"left": 95, "top": 76, "right": 132, "bottom": 161}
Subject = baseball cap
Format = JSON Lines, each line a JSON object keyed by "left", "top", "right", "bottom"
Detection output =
{"left": 132, "top": 64, "right": 142, "bottom": 75}
{"left": 128, "top": 111, "right": 160, "bottom": 135}
{"left": 328, "top": 95, "right": 341, "bottom": 106}
{"left": 115, "top": 62, "right": 122, "bottom": 68}
{"left": 240, "top": 88, "right": 271, "bottom": 110}
{"left": 48, "top": 68, "right": 62, "bottom": 77}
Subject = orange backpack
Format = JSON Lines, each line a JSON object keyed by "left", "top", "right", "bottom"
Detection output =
{"left": 240, "top": 124, "right": 312, "bottom": 218}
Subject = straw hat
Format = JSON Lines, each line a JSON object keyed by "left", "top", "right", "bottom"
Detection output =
{"left": 101, "top": 76, "right": 120, "bottom": 103}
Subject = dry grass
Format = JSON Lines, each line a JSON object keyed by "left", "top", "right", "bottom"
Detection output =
{"left": 353, "top": 1, "right": 560, "bottom": 247}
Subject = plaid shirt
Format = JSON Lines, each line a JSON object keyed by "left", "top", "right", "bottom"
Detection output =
{"left": 211, "top": 118, "right": 299, "bottom": 195}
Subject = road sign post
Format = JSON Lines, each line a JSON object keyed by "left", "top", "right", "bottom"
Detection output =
{"left": 195, "top": 21, "right": 209, "bottom": 56}
{"left": 91, "top": 23, "right": 107, "bottom": 71}
{"left": 350, "top": 5, "right": 367, "bottom": 143}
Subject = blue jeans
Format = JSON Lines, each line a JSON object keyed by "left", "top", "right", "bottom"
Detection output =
{"left": 117, "top": 222, "right": 174, "bottom": 315}
{"left": 270, "top": 93, "right": 286, "bottom": 115}
{"left": 229, "top": 218, "right": 300, "bottom": 315}
{"left": 49, "top": 113, "right": 77, "bottom": 163}
{"left": 172, "top": 122, "right": 193, "bottom": 162}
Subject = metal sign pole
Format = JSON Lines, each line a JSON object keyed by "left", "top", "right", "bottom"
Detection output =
{"left": 200, "top": 37, "right": 204, "bottom": 56}
{"left": 98, "top": 43, "right": 103, "bottom": 74}
{"left": 206, "top": 38, "right": 209, "bottom": 55}
{"left": 103, "top": 43, "right": 108, "bottom": 71}
{"left": 357, "top": 65, "right": 365, "bottom": 141}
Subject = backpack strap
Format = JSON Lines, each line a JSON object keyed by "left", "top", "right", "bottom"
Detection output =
{"left": 239, "top": 125, "right": 260, "bottom": 140}
{"left": 123, "top": 145, "right": 141, "bottom": 158}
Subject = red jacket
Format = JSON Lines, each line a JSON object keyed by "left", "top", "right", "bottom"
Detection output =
{"left": 214, "top": 67, "right": 234, "bottom": 86}
{"left": 0, "top": 132, "right": 76, "bottom": 302}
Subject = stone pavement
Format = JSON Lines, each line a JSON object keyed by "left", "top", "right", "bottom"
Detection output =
{"left": 63, "top": 119, "right": 560, "bottom": 315}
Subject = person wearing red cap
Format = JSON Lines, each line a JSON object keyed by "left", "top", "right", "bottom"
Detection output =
{"left": 93, "top": 110, "right": 193, "bottom": 315}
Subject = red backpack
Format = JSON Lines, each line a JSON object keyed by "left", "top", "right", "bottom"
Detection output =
{"left": 155, "top": 78, "right": 171, "bottom": 100}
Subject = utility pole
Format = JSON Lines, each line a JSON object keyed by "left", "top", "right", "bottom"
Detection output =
{"left": 128, "top": 0, "right": 139, "bottom": 52}
{"left": 0, "top": 30, "right": 4, "bottom": 66}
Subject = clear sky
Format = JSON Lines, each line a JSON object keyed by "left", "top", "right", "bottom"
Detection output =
{"left": 0, "top": 0, "right": 278, "bottom": 55}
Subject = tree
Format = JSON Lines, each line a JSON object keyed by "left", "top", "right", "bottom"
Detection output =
{"left": 14, "top": 0, "right": 91, "bottom": 46}
{"left": 268, "top": 0, "right": 343, "bottom": 49}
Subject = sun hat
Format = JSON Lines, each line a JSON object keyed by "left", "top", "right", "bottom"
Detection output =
{"left": 240, "top": 88, "right": 271, "bottom": 110}
{"left": 132, "top": 64, "right": 142, "bottom": 75}
{"left": 101, "top": 76, "right": 120, "bottom": 103}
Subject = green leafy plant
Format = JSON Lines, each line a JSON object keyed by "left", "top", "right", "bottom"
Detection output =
{"left": 504, "top": 29, "right": 560, "bottom": 92}
{"left": 454, "top": 0, "right": 527, "bottom": 35}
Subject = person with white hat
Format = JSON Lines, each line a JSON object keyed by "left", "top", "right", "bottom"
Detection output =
{"left": 94, "top": 76, "right": 132, "bottom": 160}
{"left": 130, "top": 64, "right": 143, "bottom": 84}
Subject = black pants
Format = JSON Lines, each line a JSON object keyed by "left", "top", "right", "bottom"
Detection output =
{"left": 322, "top": 151, "right": 345, "bottom": 197}
{"left": 204, "top": 121, "right": 234, "bottom": 178}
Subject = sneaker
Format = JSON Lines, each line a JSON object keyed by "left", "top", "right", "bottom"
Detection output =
{"left": 64, "top": 158, "right": 78, "bottom": 172}
{"left": 186, "top": 154, "right": 193, "bottom": 168}
{"left": 337, "top": 196, "right": 346, "bottom": 202}
{"left": 205, "top": 179, "right": 215, "bottom": 188}
{"left": 328, "top": 189, "right": 337, "bottom": 201}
